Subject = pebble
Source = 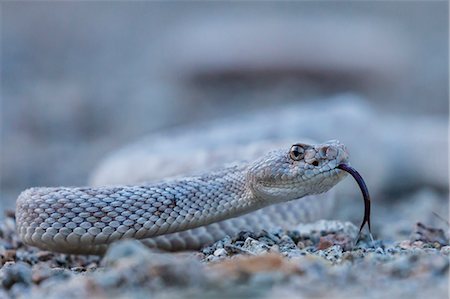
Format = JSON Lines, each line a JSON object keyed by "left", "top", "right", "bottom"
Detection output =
{"left": 0, "top": 261, "right": 32, "bottom": 289}
{"left": 102, "top": 239, "right": 154, "bottom": 267}
{"left": 213, "top": 248, "right": 227, "bottom": 257}
{"left": 242, "top": 237, "right": 270, "bottom": 254}
{"left": 375, "top": 247, "right": 384, "bottom": 255}
{"left": 440, "top": 246, "right": 450, "bottom": 254}
{"left": 411, "top": 222, "right": 449, "bottom": 245}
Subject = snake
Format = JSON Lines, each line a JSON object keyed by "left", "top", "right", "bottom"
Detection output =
{"left": 16, "top": 140, "right": 352, "bottom": 255}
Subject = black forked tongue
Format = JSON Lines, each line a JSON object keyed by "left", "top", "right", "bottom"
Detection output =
{"left": 337, "top": 164, "right": 374, "bottom": 244}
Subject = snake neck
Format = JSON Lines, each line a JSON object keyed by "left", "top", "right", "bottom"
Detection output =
{"left": 153, "top": 164, "right": 267, "bottom": 228}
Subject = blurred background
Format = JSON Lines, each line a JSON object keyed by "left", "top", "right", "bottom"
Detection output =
{"left": 1, "top": 1, "right": 448, "bottom": 216}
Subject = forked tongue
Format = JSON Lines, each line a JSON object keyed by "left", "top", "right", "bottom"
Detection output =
{"left": 337, "top": 164, "right": 374, "bottom": 244}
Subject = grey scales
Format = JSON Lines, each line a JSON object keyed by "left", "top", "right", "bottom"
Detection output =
{"left": 16, "top": 141, "right": 348, "bottom": 254}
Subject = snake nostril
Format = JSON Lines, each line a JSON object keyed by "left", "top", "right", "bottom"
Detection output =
{"left": 312, "top": 160, "right": 319, "bottom": 167}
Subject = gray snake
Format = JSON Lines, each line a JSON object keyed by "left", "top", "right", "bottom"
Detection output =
{"left": 16, "top": 140, "right": 349, "bottom": 254}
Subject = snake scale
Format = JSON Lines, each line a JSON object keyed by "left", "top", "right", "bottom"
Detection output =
{"left": 16, "top": 141, "right": 349, "bottom": 255}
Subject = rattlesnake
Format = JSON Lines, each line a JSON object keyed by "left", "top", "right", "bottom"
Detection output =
{"left": 16, "top": 141, "right": 349, "bottom": 254}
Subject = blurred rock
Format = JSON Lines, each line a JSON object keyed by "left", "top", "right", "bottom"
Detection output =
{"left": 0, "top": 261, "right": 32, "bottom": 290}
{"left": 411, "top": 222, "right": 449, "bottom": 246}
{"left": 209, "top": 253, "right": 302, "bottom": 277}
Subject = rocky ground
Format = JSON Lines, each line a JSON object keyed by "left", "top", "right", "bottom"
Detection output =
{"left": 1, "top": 196, "right": 449, "bottom": 299}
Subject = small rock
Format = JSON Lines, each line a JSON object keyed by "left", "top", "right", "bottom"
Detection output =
{"left": 30, "top": 265, "right": 46, "bottom": 283}
{"left": 411, "top": 241, "right": 425, "bottom": 248}
{"left": 318, "top": 238, "right": 333, "bottom": 250}
{"left": 0, "top": 248, "right": 16, "bottom": 265}
{"left": 269, "top": 245, "right": 280, "bottom": 253}
{"left": 375, "top": 247, "right": 384, "bottom": 255}
{"left": 386, "top": 247, "right": 400, "bottom": 254}
{"left": 277, "top": 235, "right": 298, "bottom": 252}
{"left": 213, "top": 248, "right": 227, "bottom": 257}
{"left": 102, "top": 240, "right": 154, "bottom": 267}
{"left": 440, "top": 246, "right": 450, "bottom": 254}
{"left": 209, "top": 253, "right": 300, "bottom": 277}
{"left": 0, "top": 261, "right": 32, "bottom": 289}
{"left": 0, "top": 288, "right": 9, "bottom": 299}
{"left": 399, "top": 240, "right": 412, "bottom": 249}
{"left": 101, "top": 240, "right": 207, "bottom": 288}
{"left": 70, "top": 267, "right": 85, "bottom": 272}
{"left": 242, "top": 237, "right": 270, "bottom": 255}
{"left": 36, "top": 251, "right": 54, "bottom": 262}
{"left": 317, "top": 245, "right": 344, "bottom": 263}
{"left": 15, "top": 250, "right": 38, "bottom": 264}
{"left": 317, "top": 233, "right": 353, "bottom": 251}
{"left": 297, "top": 241, "right": 306, "bottom": 249}
{"left": 411, "top": 222, "right": 449, "bottom": 245}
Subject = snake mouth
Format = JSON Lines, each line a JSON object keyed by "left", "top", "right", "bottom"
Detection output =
{"left": 337, "top": 164, "right": 373, "bottom": 243}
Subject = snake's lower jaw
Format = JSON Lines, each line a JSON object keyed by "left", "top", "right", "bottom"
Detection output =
{"left": 311, "top": 170, "right": 348, "bottom": 195}
{"left": 251, "top": 169, "right": 347, "bottom": 203}
{"left": 251, "top": 184, "right": 310, "bottom": 203}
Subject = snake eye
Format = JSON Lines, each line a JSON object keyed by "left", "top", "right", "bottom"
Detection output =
{"left": 289, "top": 145, "right": 305, "bottom": 161}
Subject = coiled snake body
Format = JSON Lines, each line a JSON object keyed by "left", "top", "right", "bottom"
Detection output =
{"left": 16, "top": 141, "right": 349, "bottom": 254}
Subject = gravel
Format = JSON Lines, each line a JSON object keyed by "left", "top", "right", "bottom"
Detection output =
{"left": 0, "top": 192, "right": 448, "bottom": 299}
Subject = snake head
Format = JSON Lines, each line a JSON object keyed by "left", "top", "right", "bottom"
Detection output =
{"left": 247, "top": 140, "right": 349, "bottom": 202}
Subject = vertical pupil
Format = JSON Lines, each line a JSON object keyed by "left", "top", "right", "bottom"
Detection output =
{"left": 292, "top": 146, "right": 300, "bottom": 157}
{"left": 291, "top": 145, "right": 304, "bottom": 160}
